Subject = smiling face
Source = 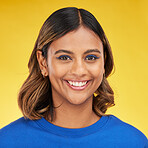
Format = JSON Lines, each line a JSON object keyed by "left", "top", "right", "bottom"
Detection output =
{"left": 40, "top": 26, "right": 105, "bottom": 106}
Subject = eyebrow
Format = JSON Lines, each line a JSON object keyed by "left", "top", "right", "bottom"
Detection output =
{"left": 54, "top": 49, "right": 101, "bottom": 55}
{"left": 84, "top": 49, "right": 101, "bottom": 54}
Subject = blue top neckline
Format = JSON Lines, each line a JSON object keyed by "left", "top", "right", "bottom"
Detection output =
{"left": 35, "top": 115, "right": 110, "bottom": 138}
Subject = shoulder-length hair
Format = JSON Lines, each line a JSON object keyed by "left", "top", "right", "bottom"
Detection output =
{"left": 18, "top": 7, "right": 115, "bottom": 122}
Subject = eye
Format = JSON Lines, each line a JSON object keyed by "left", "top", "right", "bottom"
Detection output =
{"left": 56, "top": 55, "right": 72, "bottom": 60}
{"left": 85, "top": 55, "right": 100, "bottom": 61}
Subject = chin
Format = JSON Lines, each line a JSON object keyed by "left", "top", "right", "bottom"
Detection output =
{"left": 67, "top": 96, "right": 91, "bottom": 105}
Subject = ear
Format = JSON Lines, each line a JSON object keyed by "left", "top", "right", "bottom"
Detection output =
{"left": 36, "top": 50, "right": 48, "bottom": 77}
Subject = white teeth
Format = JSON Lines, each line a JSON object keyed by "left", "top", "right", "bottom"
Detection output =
{"left": 67, "top": 81, "right": 88, "bottom": 87}
{"left": 75, "top": 82, "right": 78, "bottom": 86}
{"left": 82, "top": 82, "right": 87, "bottom": 85}
{"left": 69, "top": 81, "right": 73, "bottom": 85}
{"left": 79, "top": 82, "right": 82, "bottom": 86}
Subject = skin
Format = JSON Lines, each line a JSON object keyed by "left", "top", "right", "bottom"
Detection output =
{"left": 37, "top": 26, "right": 105, "bottom": 128}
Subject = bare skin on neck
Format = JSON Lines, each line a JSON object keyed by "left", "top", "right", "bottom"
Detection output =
{"left": 48, "top": 95, "right": 100, "bottom": 129}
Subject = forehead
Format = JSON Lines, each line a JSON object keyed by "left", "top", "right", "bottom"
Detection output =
{"left": 48, "top": 26, "right": 103, "bottom": 54}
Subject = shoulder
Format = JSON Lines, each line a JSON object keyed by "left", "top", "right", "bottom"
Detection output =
{"left": 108, "top": 115, "right": 146, "bottom": 135}
{"left": 0, "top": 117, "right": 37, "bottom": 146}
{"left": 107, "top": 115, "right": 148, "bottom": 146}
{"left": 0, "top": 117, "right": 31, "bottom": 133}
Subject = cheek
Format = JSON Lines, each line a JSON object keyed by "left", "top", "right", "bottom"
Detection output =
{"left": 88, "top": 61, "right": 104, "bottom": 77}
{"left": 48, "top": 60, "right": 69, "bottom": 79}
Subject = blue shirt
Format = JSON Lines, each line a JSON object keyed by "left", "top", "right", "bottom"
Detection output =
{"left": 0, "top": 115, "right": 148, "bottom": 148}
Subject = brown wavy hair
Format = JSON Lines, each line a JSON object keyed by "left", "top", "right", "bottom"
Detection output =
{"left": 18, "top": 7, "right": 115, "bottom": 122}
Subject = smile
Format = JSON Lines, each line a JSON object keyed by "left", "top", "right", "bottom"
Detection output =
{"left": 64, "top": 80, "right": 90, "bottom": 90}
{"left": 68, "top": 80, "right": 87, "bottom": 86}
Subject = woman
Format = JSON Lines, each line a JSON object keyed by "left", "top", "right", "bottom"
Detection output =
{"left": 0, "top": 7, "right": 147, "bottom": 147}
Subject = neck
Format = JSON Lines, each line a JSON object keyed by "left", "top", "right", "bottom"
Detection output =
{"left": 47, "top": 97, "right": 100, "bottom": 129}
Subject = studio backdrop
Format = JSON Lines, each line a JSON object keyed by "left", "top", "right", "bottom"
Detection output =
{"left": 0, "top": 0, "right": 147, "bottom": 137}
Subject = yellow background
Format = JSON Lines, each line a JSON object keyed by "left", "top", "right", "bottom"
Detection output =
{"left": 0, "top": 0, "right": 148, "bottom": 137}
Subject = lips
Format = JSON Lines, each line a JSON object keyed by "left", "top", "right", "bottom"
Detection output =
{"left": 64, "top": 80, "right": 90, "bottom": 90}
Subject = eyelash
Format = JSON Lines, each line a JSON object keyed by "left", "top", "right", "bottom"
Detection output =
{"left": 56, "top": 55, "right": 99, "bottom": 61}
{"left": 56, "top": 55, "right": 72, "bottom": 60}
{"left": 85, "top": 55, "right": 100, "bottom": 60}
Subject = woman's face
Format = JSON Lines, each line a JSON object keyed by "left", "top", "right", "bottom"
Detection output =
{"left": 46, "top": 26, "right": 104, "bottom": 105}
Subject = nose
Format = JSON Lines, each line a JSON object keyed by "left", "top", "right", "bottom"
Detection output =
{"left": 70, "top": 59, "right": 87, "bottom": 77}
